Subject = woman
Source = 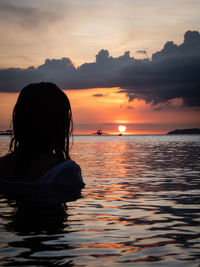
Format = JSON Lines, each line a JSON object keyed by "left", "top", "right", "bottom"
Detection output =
{"left": 0, "top": 82, "right": 84, "bottom": 204}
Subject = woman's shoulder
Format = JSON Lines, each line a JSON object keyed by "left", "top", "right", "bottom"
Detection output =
{"left": 0, "top": 157, "right": 85, "bottom": 205}
{"left": 42, "top": 159, "right": 81, "bottom": 174}
{"left": 0, "top": 152, "right": 63, "bottom": 181}
{"left": 0, "top": 153, "right": 82, "bottom": 183}
{"left": 39, "top": 159, "right": 85, "bottom": 188}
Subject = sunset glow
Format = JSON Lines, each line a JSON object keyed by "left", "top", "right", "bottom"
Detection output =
{"left": 0, "top": 87, "right": 200, "bottom": 134}
{"left": 118, "top": 125, "right": 126, "bottom": 133}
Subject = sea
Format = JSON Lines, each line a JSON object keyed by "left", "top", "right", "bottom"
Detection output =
{"left": 0, "top": 134, "right": 200, "bottom": 267}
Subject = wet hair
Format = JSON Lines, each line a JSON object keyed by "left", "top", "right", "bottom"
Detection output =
{"left": 10, "top": 82, "right": 73, "bottom": 159}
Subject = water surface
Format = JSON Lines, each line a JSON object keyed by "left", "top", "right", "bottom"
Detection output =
{"left": 0, "top": 135, "right": 200, "bottom": 266}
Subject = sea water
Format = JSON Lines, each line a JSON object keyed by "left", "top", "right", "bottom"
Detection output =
{"left": 0, "top": 135, "right": 200, "bottom": 266}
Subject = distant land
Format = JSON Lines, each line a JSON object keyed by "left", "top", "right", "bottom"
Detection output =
{"left": 167, "top": 128, "right": 200, "bottom": 135}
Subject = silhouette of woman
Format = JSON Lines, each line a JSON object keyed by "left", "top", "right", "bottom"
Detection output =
{"left": 0, "top": 82, "right": 84, "bottom": 204}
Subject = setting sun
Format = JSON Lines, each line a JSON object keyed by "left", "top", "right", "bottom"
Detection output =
{"left": 118, "top": 125, "right": 126, "bottom": 133}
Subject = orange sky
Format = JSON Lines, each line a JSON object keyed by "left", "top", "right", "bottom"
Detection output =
{"left": 1, "top": 88, "right": 199, "bottom": 134}
{"left": 67, "top": 88, "right": 200, "bottom": 134}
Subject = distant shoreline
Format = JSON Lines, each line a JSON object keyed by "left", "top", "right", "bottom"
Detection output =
{"left": 167, "top": 128, "right": 200, "bottom": 135}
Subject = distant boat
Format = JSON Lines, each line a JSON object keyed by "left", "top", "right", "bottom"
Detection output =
{"left": 91, "top": 129, "right": 109, "bottom": 135}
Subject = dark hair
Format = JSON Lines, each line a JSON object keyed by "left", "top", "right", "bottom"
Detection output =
{"left": 10, "top": 82, "right": 73, "bottom": 159}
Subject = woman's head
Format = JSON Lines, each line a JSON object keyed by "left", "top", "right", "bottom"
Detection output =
{"left": 10, "top": 82, "right": 73, "bottom": 159}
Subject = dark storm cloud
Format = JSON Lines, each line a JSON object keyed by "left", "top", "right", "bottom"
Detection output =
{"left": 0, "top": 30, "right": 200, "bottom": 107}
{"left": 120, "top": 30, "right": 200, "bottom": 106}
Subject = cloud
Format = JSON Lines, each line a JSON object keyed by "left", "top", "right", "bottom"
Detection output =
{"left": 93, "top": 94, "right": 104, "bottom": 97}
{"left": 136, "top": 50, "right": 147, "bottom": 54}
{"left": 127, "top": 106, "right": 134, "bottom": 109}
{"left": 0, "top": 30, "right": 200, "bottom": 107}
{"left": 121, "top": 30, "right": 200, "bottom": 107}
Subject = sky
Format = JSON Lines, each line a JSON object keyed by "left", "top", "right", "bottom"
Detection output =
{"left": 0, "top": 0, "right": 200, "bottom": 134}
